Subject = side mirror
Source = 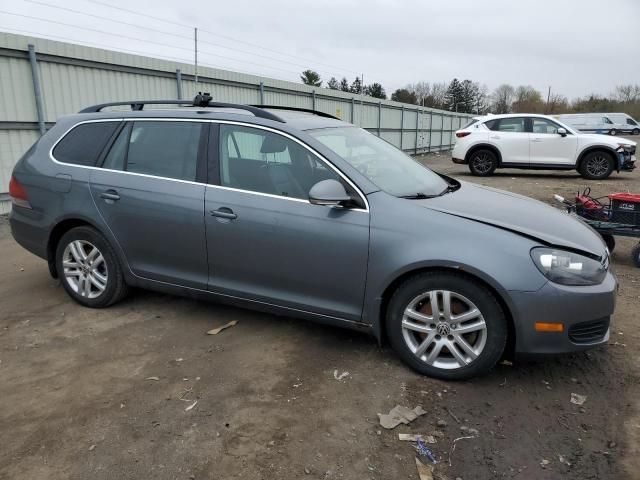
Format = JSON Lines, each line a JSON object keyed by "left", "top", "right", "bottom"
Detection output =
{"left": 557, "top": 127, "right": 567, "bottom": 137}
{"left": 309, "top": 179, "right": 352, "bottom": 207}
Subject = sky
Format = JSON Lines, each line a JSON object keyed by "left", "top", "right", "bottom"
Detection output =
{"left": 1, "top": 0, "right": 638, "bottom": 100}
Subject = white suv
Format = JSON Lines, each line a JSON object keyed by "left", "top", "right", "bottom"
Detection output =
{"left": 452, "top": 113, "right": 636, "bottom": 180}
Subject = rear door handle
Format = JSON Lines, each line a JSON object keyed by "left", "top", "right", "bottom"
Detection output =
{"left": 210, "top": 208, "right": 237, "bottom": 220}
{"left": 531, "top": 138, "right": 543, "bottom": 142}
{"left": 100, "top": 190, "right": 120, "bottom": 201}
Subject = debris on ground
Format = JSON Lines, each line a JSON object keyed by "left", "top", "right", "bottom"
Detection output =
{"left": 499, "top": 359, "right": 513, "bottom": 366}
{"left": 185, "top": 400, "right": 198, "bottom": 412}
{"left": 540, "top": 459, "right": 550, "bottom": 468}
{"left": 415, "top": 438, "right": 437, "bottom": 464}
{"left": 145, "top": 376, "right": 160, "bottom": 381}
{"left": 206, "top": 320, "right": 238, "bottom": 335}
{"left": 460, "top": 426, "right": 479, "bottom": 436}
{"left": 333, "top": 370, "right": 349, "bottom": 381}
{"left": 436, "top": 419, "right": 447, "bottom": 428}
{"left": 398, "top": 434, "right": 436, "bottom": 444}
{"left": 414, "top": 457, "right": 434, "bottom": 480}
{"left": 446, "top": 407, "right": 461, "bottom": 424}
{"left": 88, "top": 444, "right": 96, "bottom": 451}
{"left": 559, "top": 454, "right": 571, "bottom": 466}
{"left": 378, "top": 405, "right": 426, "bottom": 429}
{"left": 448, "top": 435, "right": 477, "bottom": 466}
{"left": 570, "top": 393, "right": 587, "bottom": 406}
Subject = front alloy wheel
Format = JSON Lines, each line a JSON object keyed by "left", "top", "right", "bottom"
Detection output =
{"left": 386, "top": 272, "right": 507, "bottom": 379}
{"left": 580, "top": 151, "right": 614, "bottom": 180}
{"left": 401, "top": 290, "right": 487, "bottom": 369}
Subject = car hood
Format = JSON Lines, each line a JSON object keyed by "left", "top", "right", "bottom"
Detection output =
{"left": 416, "top": 182, "right": 605, "bottom": 257}
{"left": 577, "top": 133, "right": 636, "bottom": 147}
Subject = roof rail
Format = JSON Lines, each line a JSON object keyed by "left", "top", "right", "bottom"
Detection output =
{"left": 78, "top": 99, "right": 285, "bottom": 122}
{"left": 252, "top": 105, "right": 340, "bottom": 120}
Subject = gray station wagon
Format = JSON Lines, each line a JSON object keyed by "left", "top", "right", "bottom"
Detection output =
{"left": 8, "top": 97, "right": 617, "bottom": 379}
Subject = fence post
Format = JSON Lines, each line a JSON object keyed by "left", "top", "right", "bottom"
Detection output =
{"left": 312, "top": 90, "right": 316, "bottom": 110}
{"left": 414, "top": 107, "right": 419, "bottom": 155}
{"left": 28, "top": 44, "right": 46, "bottom": 135}
{"left": 440, "top": 114, "right": 445, "bottom": 151}
{"left": 259, "top": 82, "right": 264, "bottom": 105}
{"left": 400, "top": 105, "right": 404, "bottom": 151}
{"left": 427, "top": 111, "right": 433, "bottom": 153}
{"left": 351, "top": 97, "right": 355, "bottom": 123}
{"left": 175, "top": 69, "right": 183, "bottom": 99}
{"left": 377, "top": 101, "right": 382, "bottom": 136}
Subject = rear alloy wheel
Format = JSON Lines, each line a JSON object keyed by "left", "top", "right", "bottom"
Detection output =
{"left": 580, "top": 151, "right": 615, "bottom": 180}
{"left": 633, "top": 128, "right": 640, "bottom": 136}
{"left": 609, "top": 129, "right": 617, "bottom": 136}
{"left": 468, "top": 149, "right": 498, "bottom": 176}
{"left": 56, "top": 226, "right": 128, "bottom": 307}
{"left": 386, "top": 272, "right": 507, "bottom": 380}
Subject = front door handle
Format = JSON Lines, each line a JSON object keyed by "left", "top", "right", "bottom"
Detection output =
{"left": 490, "top": 135, "right": 500, "bottom": 140}
{"left": 210, "top": 208, "right": 237, "bottom": 220}
{"left": 531, "top": 138, "right": 543, "bottom": 142}
{"left": 100, "top": 190, "right": 120, "bottom": 201}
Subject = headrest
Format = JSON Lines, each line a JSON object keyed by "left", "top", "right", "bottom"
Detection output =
{"left": 260, "top": 134, "right": 288, "bottom": 153}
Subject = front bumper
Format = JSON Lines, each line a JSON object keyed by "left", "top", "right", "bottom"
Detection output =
{"left": 509, "top": 271, "right": 616, "bottom": 355}
{"left": 452, "top": 157, "right": 467, "bottom": 165}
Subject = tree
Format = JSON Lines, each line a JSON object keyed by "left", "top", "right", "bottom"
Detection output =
{"left": 300, "top": 69, "right": 322, "bottom": 87}
{"left": 613, "top": 84, "right": 640, "bottom": 103}
{"left": 491, "top": 84, "right": 515, "bottom": 114}
{"left": 350, "top": 77, "right": 363, "bottom": 94}
{"left": 365, "top": 82, "right": 386, "bottom": 99}
{"left": 546, "top": 93, "right": 569, "bottom": 114}
{"left": 445, "top": 78, "right": 465, "bottom": 111}
{"left": 512, "top": 85, "right": 544, "bottom": 113}
{"left": 326, "top": 77, "right": 339, "bottom": 90}
{"left": 391, "top": 88, "right": 418, "bottom": 104}
{"left": 339, "top": 77, "right": 350, "bottom": 92}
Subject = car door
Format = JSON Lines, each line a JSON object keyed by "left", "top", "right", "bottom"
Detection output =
{"left": 487, "top": 117, "right": 529, "bottom": 164}
{"left": 528, "top": 117, "right": 578, "bottom": 165}
{"left": 204, "top": 123, "right": 370, "bottom": 321}
{"left": 89, "top": 120, "right": 209, "bottom": 289}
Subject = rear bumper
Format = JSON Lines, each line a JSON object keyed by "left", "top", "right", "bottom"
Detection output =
{"left": 509, "top": 271, "right": 617, "bottom": 355}
{"left": 9, "top": 205, "right": 49, "bottom": 260}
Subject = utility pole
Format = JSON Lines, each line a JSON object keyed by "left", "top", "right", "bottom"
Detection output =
{"left": 194, "top": 27, "right": 199, "bottom": 91}
{"left": 546, "top": 85, "right": 551, "bottom": 113}
{"left": 360, "top": 73, "right": 364, "bottom": 127}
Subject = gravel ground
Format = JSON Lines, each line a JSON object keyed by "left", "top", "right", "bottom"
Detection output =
{"left": 1, "top": 152, "right": 639, "bottom": 480}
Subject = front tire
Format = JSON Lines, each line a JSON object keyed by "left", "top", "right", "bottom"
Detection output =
{"left": 385, "top": 272, "right": 507, "bottom": 380}
{"left": 55, "top": 226, "right": 128, "bottom": 308}
{"left": 632, "top": 243, "right": 640, "bottom": 268}
{"left": 468, "top": 149, "right": 498, "bottom": 176}
{"left": 579, "top": 151, "right": 615, "bottom": 180}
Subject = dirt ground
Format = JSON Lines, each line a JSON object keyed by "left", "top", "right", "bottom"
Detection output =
{"left": 1, "top": 151, "right": 640, "bottom": 480}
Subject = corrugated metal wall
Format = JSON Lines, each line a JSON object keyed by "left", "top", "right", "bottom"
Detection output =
{"left": 0, "top": 32, "right": 472, "bottom": 214}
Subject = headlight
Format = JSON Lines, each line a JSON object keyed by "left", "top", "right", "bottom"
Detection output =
{"left": 530, "top": 248, "right": 607, "bottom": 286}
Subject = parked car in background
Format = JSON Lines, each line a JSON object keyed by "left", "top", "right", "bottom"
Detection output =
{"left": 555, "top": 113, "right": 630, "bottom": 136}
{"left": 605, "top": 113, "right": 640, "bottom": 135}
{"left": 452, "top": 113, "right": 636, "bottom": 179}
{"left": 9, "top": 99, "right": 617, "bottom": 380}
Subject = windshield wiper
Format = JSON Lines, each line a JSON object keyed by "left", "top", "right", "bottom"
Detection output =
{"left": 399, "top": 193, "right": 436, "bottom": 199}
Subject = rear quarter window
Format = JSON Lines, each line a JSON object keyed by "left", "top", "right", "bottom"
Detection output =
{"left": 53, "top": 122, "right": 120, "bottom": 166}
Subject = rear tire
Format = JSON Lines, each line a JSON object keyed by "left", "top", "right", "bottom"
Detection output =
{"left": 55, "top": 226, "right": 128, "bottom": 308}
{"left": 385, "top": 272, "right": 507, "bottom": 380}
{"left": 609, "top": 129, "right": 617, "bottom": 136}
{"left": 468, "top": 149, "right": 498, "bottom": 176}
{"left": 633, "top": 128, "right": 639, "bottom": 136}
{"left": 632, "top": 243, "right": 640, "bottom": 268}
{"left": 579, "top": 151, "right": 615, "bottom": 180}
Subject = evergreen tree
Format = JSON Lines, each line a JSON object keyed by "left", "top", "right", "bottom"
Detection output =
{"left": 300, "top": 70, "right": 322, "bottom": 87}
{"left": 339, "top": 77, "right": 350, "bottom": 92}
{"left": 326, "top": 77, "right": 339, "bottom": 90}
{"left": 350, "top": 77, "right": 363, "bottom": 94}
{"left": 366, "top": 83, "right": 387, "bottom": 99}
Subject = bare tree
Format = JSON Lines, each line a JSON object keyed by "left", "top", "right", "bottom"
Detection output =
{"left": 613, "top": 84, "right": 640, "bottom": 103}
{"left": 491, "top": 84, "right": 515, "bottom": 114}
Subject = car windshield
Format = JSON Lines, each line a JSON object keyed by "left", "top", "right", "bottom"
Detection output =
{"left": 308, "top": 127, "right": 450, "bottom": 198}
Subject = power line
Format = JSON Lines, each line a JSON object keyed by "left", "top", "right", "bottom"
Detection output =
{"left": 0, "top": 27, "right": 306, "bottom": 82}
{"left": 22, "top": 0, "right": 355, "bottom": 80}
{"left": 81, "top": 0, "right": 362, "bottom": 76}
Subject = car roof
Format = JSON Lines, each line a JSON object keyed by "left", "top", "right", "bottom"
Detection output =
{"left": 64, "top": 106, "right": 352, "bottom": 132}
{"left": 475, "top": 113, "right": 559, "bottom": 121}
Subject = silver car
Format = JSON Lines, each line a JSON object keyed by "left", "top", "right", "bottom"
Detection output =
{"left": 8, "top": 99, "right": 616, "bottom": 379}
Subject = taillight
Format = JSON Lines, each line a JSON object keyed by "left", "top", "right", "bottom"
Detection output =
{"left": 9, "top": 175, "right": 32, "bottom": 209}
{"left": 456, "top": 131, "right": 471, "bottom": 138}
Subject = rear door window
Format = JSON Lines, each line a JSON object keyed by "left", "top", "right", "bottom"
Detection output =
{"left": 53, "top": 121, "right": 120, "bottom": 166}
{"left": 100, "top": 121, "right": 204, "bottom": 181}
{"left": 496, "top": 118, "right": 525, "bottom": 132}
